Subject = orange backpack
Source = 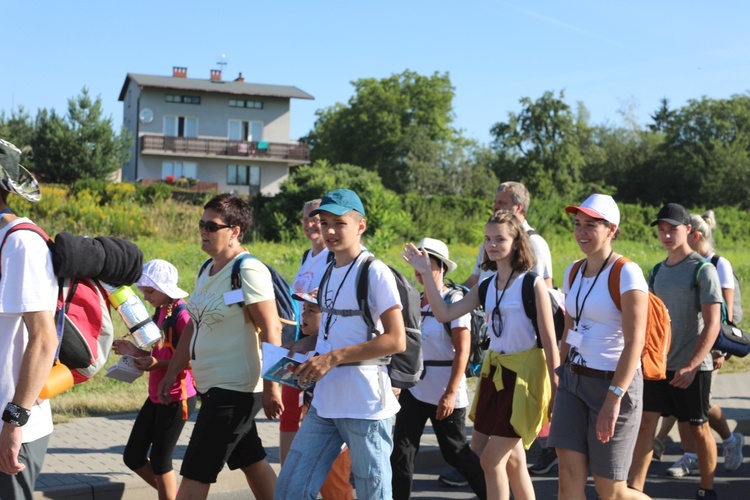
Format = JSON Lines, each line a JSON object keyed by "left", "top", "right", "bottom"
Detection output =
{"left": 569, "top": 256, "right": 671, "bottom": 381}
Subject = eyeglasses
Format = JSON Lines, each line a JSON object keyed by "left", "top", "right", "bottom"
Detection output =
{"left": 199, "top": 220, "right": 233, "bottom": 232}
{"left": 491, "top": 308, "right": 504, "bottom": 338}
{"left": 300, "top": 216, "right": 321, "bottom": 225}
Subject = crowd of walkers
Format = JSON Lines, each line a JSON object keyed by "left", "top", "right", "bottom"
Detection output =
{"left": 0, "top": 138, "right": 744, "bottom": 500}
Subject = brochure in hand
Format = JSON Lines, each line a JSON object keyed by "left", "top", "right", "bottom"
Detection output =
{"left": 261, "top": 342, "right": 314, "bottom": 390}
{"left": 106, "top": 355, "right": 144, "bottom": 383}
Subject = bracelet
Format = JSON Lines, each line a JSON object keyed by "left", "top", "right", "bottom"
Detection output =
{"left": 2, "top": 402, "right": 31, "bottom": 427}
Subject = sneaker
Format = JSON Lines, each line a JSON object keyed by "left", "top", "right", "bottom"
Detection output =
{"left": 667, "top": 454, "right": 700, "bottom": 477}
{"left": 438, "top": 468, "right": 468, "bottom": 487}
{"left": 723, "top": 432, "right": 744, "bottom": 472}
{"left": 529, "top": 447, "right": 558, "bottom": 475}
{"left": 696, "top": 488, "right": 718, "bottom": 499}
{"left": 653, "top": 436, "right": 665, "bottom": 461}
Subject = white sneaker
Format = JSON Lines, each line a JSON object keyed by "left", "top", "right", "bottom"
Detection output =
{"left": 666, "top": 454, "right": 700, "bottom": 477}
{"left": 723, "top": 432, "right": 744, "bottom": 472}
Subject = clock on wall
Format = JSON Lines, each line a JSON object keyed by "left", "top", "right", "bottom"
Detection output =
{"left": 139, "top": 108, "right": 154, "bottom": 124}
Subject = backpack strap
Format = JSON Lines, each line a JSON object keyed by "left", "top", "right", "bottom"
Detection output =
{"left": 355, "top": 254, "right": 377, "bottom": 333}
{"left": 691, "top": 260, "right": 714, "bottom": 311}
{"left": 316, "top": 257, "right": 365, "bottom": 318}
{"left": 477, "top": 276, "right": 492, "bottom": 310}
{"left": 568, "top": 259, "right": 585, "bottom": 289}
{"left": 607, "top": 257, "right": 629, "bottom": 312}
{"left": 520, "top": 272, "right": 543, "bottom": 348}
{"left": 301, "top": 248, "right": 310, "bottom": 265}
{"left": 161, "top": 303, "right": 188, "bottom": 352}
{"left": 711, "top": 255, "right": 720, "bottom": 268}
{"left": 198, "top": 258, "right": 213, "bottom": 278}
{"left": 0, "top": 222, "right": 53, "bottom": 280}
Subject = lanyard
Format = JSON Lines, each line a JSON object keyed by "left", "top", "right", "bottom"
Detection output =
{"left": 491, "top": 271, "right": 514, "bottom": 338}
{"left": 322, "top": 252, "right": 362, "bottom": 340}
{"left": 573, "top": 250, "right": 613, "bottom": 330}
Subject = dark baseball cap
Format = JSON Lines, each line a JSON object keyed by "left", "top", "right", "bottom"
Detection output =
{"left": 309, "top": 189, "right": 366, "bottom": 217}
{"left": 651, "top": 203, "right": 690, "bottom": 227}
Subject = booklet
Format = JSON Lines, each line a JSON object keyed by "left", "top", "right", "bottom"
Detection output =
{"left": 105, "top": 355, "right": 144, "bottom": 383}
{"left": 261, "top": 343, "right": 314, "bottom": 390}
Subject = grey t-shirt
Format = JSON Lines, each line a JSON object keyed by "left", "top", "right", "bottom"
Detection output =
{"left": 649, "top": 252, "right": 723, "bottom": 372}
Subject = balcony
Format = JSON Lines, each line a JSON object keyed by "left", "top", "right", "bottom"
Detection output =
{"left": 140, "top": 135, "right": 310, "bottom": 163}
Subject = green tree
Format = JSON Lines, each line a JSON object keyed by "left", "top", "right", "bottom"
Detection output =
{"left": 655, "top": 95, "right": 750, "bottom": 208}
{"left": 305, "top": 70, "right": 457, "bottom": 193}
{"left": 490, "top": 91, "right": 592, "bottom": 200}
{"left": 32, "top": 88, "right": 131, "bottom": 183}
{"left": 0, "top": 107, "right": 36, "bottom": 170}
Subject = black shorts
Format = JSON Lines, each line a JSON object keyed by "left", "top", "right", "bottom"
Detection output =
{"left": 642, "top": 370, "right": 712, "bottom": 425}
{"left": 180, "top": 388, "right": 267, "bottom": 484}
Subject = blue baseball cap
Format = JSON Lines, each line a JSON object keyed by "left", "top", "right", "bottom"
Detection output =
{"left": 309, "top": 189, "right": 366, "bottom": 217}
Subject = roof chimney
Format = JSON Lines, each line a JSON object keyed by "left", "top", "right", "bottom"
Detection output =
{"left": 210, "top": 69, "right": 222, "bottom": 81}
{"left": 172, "top": 66, "right": 187, "bottom": 78}
{"left": 234, "top": 72, "right": 245, "bottom": 82}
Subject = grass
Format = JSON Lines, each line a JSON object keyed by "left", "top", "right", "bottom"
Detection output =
{"left": 49, "top": 235, "right": 750, "bottom": 422}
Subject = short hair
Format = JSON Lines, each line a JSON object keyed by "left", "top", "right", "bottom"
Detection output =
{"left": 690, "top": 210, "right": 717, "bottom": 252}
{"left": 302, "top": 199, "right": 321, "bottom": 216}
{"left": 497, "top": 182, "right": 530, "bottom": 215}
{"left": 480, "top": 210, "right": 536, "bottom": 273}
{"left": 204, "top": 193, "right": 252, "bottom": 236}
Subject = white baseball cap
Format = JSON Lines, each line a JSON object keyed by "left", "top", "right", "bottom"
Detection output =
{"left": 565, "top": 194, "right": 620, "bottom": 226}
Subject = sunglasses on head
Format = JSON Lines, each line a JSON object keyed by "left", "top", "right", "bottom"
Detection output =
{"left": 199, "top": 220, "right": 233, "bottom": 232}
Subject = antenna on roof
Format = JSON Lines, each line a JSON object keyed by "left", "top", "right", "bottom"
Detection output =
{"left": 217, "top": 54, "right": 228, "bottom": 71}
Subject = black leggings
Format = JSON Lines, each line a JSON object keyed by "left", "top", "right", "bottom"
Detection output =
{"left": 123, "top": 396, "right": 197, "bottom": 475}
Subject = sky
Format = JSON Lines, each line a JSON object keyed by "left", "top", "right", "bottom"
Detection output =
{"left": 3, "top": 1, "right": 750, "bottom": 145}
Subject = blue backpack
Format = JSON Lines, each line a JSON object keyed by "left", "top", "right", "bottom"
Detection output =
{"left": 199, "top": 253, "right": 300, "bottom": 344}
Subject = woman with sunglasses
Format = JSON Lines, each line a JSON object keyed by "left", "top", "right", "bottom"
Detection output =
{"left": 547, "top": 194, "right": 649, "bottom": 500}
{"left": 403, "top": 211, "right": 559, "bottom": 500}
{"left": 158, "top": 193, "right": 282, "bottom": 500}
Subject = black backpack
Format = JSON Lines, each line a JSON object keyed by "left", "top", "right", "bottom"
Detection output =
{"left": 199, "top": 253, "right": 300, "bottom": 344}
{"left": 318, "top": 254, "right": 423, "bottom": 389}
{"left": 478, "top": 271, "right": 565, "bottom": 348}
{"left": 422, "top": 282, "right": 489, "bottom": 378}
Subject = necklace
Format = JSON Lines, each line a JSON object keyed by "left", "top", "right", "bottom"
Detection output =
{"left": 491, "top": 271, "right": 514, "bottom": 338}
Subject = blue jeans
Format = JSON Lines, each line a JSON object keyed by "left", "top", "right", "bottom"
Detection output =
{"left": 275, "top": 405, "right": 393, "bottom": 499}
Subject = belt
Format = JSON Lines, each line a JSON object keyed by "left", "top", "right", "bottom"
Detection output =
{"left": 569, "top": 363, "right": 615, "bottom": 380}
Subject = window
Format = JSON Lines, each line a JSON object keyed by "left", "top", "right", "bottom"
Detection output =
{"left": 227, "top": 165, "right": 260, "bottom": 194}
{"left": 165, "top": 94, "right": 201, "bottom": 104}
{"left": 162, "top": 161, "right": 197, "bottom": 179}
{"left": 229, "top": 99, "right": 263, "bottom": 109}
{"left": 228, "top": 120, "right": 263, "bottom": 141}
{"left": 164, "top": 116, "right": 198, "bottom": 137}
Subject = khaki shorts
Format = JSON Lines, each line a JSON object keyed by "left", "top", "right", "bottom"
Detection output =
{"left": 548, "top": 363, "right": 643, "bottom": 481}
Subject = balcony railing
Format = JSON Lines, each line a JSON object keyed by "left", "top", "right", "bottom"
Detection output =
{"left": 140, "top": 135, "right": 310, "bottom": 162}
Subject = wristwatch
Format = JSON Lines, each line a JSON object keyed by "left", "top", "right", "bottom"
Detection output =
{"left": 608, "top": 385, "right": 625, "bottom": 397}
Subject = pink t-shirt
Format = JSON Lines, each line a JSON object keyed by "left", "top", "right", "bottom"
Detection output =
{"left": 147, "top": 300, "right": 197, "bottom": 403}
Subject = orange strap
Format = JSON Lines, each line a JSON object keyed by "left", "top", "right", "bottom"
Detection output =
{"left": 569, "top": 256, "right": 629, "bottom": 311}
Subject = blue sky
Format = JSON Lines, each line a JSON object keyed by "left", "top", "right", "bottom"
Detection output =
{"left": 3, "top": 1, "right": 749, "bottom": 145}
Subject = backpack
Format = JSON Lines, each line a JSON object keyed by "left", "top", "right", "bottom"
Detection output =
{"left": 0, "top": 223, "right": 119, "bottom": 386}
{"left": 421, "top": 282, "right": 489, "bottom": 378}
{"left": 711, "top": 254, "right": 743, "bottom": 325}
{"left": 199, "top": 252, "right": 300, "bottom": 344}
{"left": 571, "top": 256, "right": 672, "bottom": 381}
{"left": 156, "top": 303, "right": 188, "bottom": 352}
{"left": 477, "top": 272, "right": 565, "bottom": 349}
{"left": 318, "top": 254, "right": 423, "bottom": 389}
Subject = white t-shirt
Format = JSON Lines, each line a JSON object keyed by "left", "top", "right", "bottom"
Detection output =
{"left": 312, "top": 253, "right": 402, "bottom": 420}
{"left": 705, "top": 252, "right": 734, "bottom": 290}
{"left": 563, "top": 258, "right": 648, "bottom": 371}
{"left": 472, "top": 221, "right": 553, "bottom": 283}
{"left": 292, "top": 247, "right": 332, "bottom": 295}
{"left": 409, "top": 289, "right": 471, "bottom": 408}
{"left": 483, "top": 271, "right": 539, "bottom": 354}
{"left": 187, "top": 254, "right": 275, "bottom": 393}
{"left": 0, "top": 218, "right": 57, "bottom": 443}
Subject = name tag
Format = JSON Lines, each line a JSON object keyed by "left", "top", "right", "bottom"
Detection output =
{"left": 223, "top": 289, "right": 244, "bottom": 306}
{"left": 566, "top": 329, "right": 583, "bottom": 348}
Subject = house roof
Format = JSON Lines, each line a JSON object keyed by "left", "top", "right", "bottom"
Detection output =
{"left": 118, "top": 73, "right": 314, "bottom": 101}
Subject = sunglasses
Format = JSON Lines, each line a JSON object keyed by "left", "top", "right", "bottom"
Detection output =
{"left": 199, "top": 220, "right": 233, "bottom": 232}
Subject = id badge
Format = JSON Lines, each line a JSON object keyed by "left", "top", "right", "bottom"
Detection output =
{"left": 317, "top": 339, "right": 333, "bottom": 354}
{"left": 223, "top": 289, "right": 244, "bottom": 306}
{"left": 566, "top": 329, "right": 583, "bottom": 348}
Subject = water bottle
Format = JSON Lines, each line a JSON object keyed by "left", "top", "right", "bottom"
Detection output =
{"left": 105, "top": 284, "right": 162, "bottom": 349}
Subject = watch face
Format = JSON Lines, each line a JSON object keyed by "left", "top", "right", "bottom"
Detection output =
{"left": 610, "top": 385, "right": 625, "bottom": 397}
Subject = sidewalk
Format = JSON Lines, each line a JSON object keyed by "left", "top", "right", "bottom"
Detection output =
{"left": 34, "top": 372, "right": 750, "bottom": 499}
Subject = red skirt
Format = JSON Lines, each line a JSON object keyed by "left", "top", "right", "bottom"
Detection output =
{"left": 473, "top": 364, "right": 519, "bottom": 438}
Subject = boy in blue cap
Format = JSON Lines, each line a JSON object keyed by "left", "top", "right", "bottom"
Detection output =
{"left": 275, "top": 189, "right": 406, "bottom": 500}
